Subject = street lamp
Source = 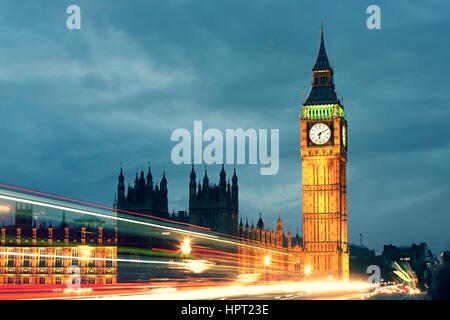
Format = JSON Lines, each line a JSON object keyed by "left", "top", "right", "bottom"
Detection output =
{"left": 304, "top": 264, "right": 312, "bottom": 276}
{"left": 180, "top": 238, "right": 192, "bottom": 256}
{"left": 264, "top": 255, "right": 271, "bottom": 267}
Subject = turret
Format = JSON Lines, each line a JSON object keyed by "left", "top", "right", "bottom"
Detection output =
{"left": 160, "top": 171, "right": 168, "bottom": 191}
{"left": 244, "top": 219, "right": 249, "bottom": 239}
{"left": 81, "top": 224, "right": 86, "bottom": 245}
{"left": 16, "top": 226, "right": 21, "bottom": 246}
{"left": 231, "top": 168, "right": 238, "bottom": 209}
{"left": 257, "top": 213, "right": 264, "bottom": 240}
{"left": 159, "top": 171, "right": 169, "bottom": 215}
{"left": 239, "top": 218, "right": 244, "bottom": 238}
{"left": 32, "top": 220, "right": 37, "bottom": 246}
{"left": 64, "top": 225, "right": 70, "bottom": 245}
{"left": 117, "top": 166, "right": 126, "bottom": 205}
{"left": 98, "top": 224, "right": 103, "bottom": 245}
{"left": 48, "top": 222, "right": 53, "bottom": 245}
{"left": 189, "top": 165, "right": 197, "bottom": 199}
{"left": 219, "top": 164, "right": 226, "bottom": 193}
{"left": 287, "top": 229, "right": 292, "bottom": 251}
{"left": 202, "top": 170, "right": 209, "bottom": 191}
{"left": 276, "top": 214, "right": 283, "bottom": 247}
{"left": 138, "top": 169, "right": 146, "bottom": 202}
{"left": 1, "top": 222, "right": 5, "bottom": 245}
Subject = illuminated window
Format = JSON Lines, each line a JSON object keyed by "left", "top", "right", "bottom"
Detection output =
{"left": 7, "top": 254, "right": 14, "bottom": 267}
{"left": 55, "top": 277, "right": 62, "bottom": 285}
{"left": 106, "top": 254, "right": 113, "bottom": 268}
{"left": 39, "top": 250, "right": 46, "bottom": 268}
{"left": 23, "top": 254, "right": 30, "bottom": 268}
{"left": 72, "top": 251, "right": 79, "bottom": 266}
{"left": 88, "top": 251, "right": 96, "bottom": 268}
{"left": 39, "top": 277, "right": 46, "bottom": 284}
{"left": 55, "top": 250, "right": 62, "bottom": 268}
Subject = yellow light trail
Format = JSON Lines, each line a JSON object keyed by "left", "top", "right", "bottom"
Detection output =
{"left": 0, "top": 250, "right": 187, "bottom": 267}
{"left": 92, "top": 281, "right": 375, "bottom": 300}
{"left": 0, "top": 250, "right": 294, "bottom": 275}
{"left": 0, "top": 191, "right": 288, "bottom": 255}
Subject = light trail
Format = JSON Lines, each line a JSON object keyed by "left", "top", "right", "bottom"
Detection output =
{"left": 0, "top": 250, "right": 187, "bottom": 267}
{"left": 0, "top": 183, "right": 210, "bottom": 231}
{"left": 0, "top": 250, "right": 278, "bottom": 275}
{"left": 0, "top": 190, "right": 289, "bottom": 255}
{"left": 88, "top": 280, "right": 376, "bottom": 300}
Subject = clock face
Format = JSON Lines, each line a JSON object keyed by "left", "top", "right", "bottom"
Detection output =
{"left": 342, "top": 125, "right": 347, "bottom": 147}
{"left": 309, "top": 123, "right": 331, "bottom": 145}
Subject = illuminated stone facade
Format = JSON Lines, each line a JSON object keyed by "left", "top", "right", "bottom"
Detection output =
{"left": 237, "top": 215, "right": 304, "bottom": 279}
{"left": 300, "top": 29, "right": 349, "bottom": 279}
{"left": 0, "top": 245, "right": 117, "bottom": 285}
{"left": 0, "top": 204, "right": 117, "bottom": 285}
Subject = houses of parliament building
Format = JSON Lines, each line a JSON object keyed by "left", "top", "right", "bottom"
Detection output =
{"left": 114, "top": 164, "right": 239, "bottom": 236}
{"left": 113, "top": 27, "right": 350, "bottom": 281}
{"left": 0, "top": 203, "right": 117, "bottom": 285}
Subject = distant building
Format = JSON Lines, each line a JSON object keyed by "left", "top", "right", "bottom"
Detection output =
{"left": 189, "top": 165, "right": 239, "bottom": 236}
{"left": 0, "top": 203, "right": 117, "bottom": 285}
{"left": 170, "top": 210, "right": 189, "bottom": 223}
{"left": 381, "top": 243, "right": 433, "bottom": 285}
{"left": 115, "top": 166, "right": 169, "bottom": 218}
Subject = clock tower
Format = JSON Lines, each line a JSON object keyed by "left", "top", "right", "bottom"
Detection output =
{"left": 300, "top": 28, "right": 349, "bottom": 279}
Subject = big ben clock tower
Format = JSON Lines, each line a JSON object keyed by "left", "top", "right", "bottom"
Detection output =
{"left": 300, "top": 28, "right": 349, "bottom": 280}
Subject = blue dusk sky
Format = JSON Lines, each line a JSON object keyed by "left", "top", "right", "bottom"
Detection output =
{"left": 0, "top": 0, "right": 449, "bottom": 253}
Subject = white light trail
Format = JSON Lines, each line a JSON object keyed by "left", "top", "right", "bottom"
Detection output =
{"left": 0, "top": 191, "right": 288, "bottom": 255}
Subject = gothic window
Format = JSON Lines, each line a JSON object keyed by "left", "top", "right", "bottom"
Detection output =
{"left": 106, "top": 254, "right": 113, "bottom": 268}
{"left": 39, "top": 251, "right": 46, "bottom": 268}
{"left": 7, "top": 254, "right": 14, "bottom": 267}
{"left": 23, "top": 254, "right": 30, "bottom": 268}
{"left": 88, "top": 251, "right": 96, "bottom": 268}
{"left": 55, "top": 250, "right": 62, "bottom": 268}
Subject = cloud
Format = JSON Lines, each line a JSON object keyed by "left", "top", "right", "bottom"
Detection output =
{"left": 0, "top": 0, "right": 449, "bottom": 254}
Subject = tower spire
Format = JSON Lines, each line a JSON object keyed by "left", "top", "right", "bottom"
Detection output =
{"left": 304, "top": 25, "right": 340, "bottom": 106}
{"left": 313, "top": 24, "right": 331, "bottom": 71}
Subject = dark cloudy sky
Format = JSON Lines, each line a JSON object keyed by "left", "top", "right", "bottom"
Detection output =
{"left": 0, "top": 0, "right": 449, "bottom": 253}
